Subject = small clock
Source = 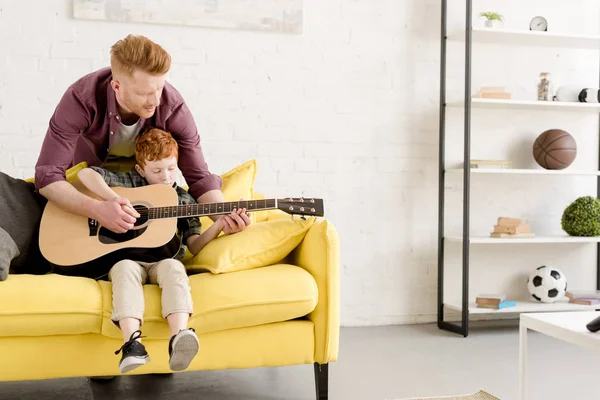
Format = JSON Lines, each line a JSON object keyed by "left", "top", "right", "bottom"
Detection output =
{"left": 530, "top": 16, "right": 548, "bottom": 31}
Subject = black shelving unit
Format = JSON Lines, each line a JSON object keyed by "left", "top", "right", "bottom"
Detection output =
{"left": 436, "top": 0, "right": 600, "bottom": 337}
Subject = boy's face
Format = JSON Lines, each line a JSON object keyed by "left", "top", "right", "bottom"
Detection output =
{"left": 135, "top": 157, "right": 178, "bottom": 186}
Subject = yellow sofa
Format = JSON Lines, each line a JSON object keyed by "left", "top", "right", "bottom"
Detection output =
{"left": 2, "top": 160, "right": 340, "bottom": 399}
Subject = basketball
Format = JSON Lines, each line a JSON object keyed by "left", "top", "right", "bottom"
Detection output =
{"left": 532, "top": 129, "right": 577, "bottom": 170}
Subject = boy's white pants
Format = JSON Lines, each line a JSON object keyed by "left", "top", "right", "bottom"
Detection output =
{"left": 109, "top": 258, "right": 193, "bottom": 323}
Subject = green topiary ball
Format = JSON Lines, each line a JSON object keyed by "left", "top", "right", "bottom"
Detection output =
{"left": 561, "top": 196, "right": 600, "bottom": 236}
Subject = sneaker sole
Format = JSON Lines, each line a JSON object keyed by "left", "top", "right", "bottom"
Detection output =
{"left": 120, "top": 355, "right": 151, "bottom": 374}
{"left": 170, "top": 331, "right": 200, "bottom": 371}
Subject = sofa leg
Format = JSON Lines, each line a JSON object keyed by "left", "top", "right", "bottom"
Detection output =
{"left": 313, "top": 363, "right": 328, "bottom": 399}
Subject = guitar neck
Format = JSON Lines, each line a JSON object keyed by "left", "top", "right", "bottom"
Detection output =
{"left": 147, "top": 199, "right": 278, "bottom": 220}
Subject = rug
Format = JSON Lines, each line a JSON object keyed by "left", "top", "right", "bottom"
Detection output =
{"left": 397, "top": 390, "right": 500, "bottom": 400}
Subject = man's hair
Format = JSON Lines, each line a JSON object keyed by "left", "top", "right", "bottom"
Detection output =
{"left": 135, "top": 127, "right": 179, "bottom": 168}
{"left": 110, "top": 34, "right": 171, "bottom": 77}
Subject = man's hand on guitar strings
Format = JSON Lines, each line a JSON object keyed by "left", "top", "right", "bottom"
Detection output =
{"left": 93, "top": 197, "right": 140, "bottom": 234}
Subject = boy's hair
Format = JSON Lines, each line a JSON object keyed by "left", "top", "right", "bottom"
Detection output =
{"left": 134, "top": 128, "right": 179, "bottom": 168}
{"left": 110, "top": 34, "right": 171, "bottom": 77}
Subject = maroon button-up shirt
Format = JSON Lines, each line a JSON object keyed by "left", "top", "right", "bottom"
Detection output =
{"left": 34, "top": 67, "right": 222, "bottom": 200}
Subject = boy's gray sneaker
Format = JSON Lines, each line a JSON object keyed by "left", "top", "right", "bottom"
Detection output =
{"left": 115, "top": 330, "right": 150, "bottom": 374}
{"left": 168, "top": 328, "right": 199, "bottom": 371}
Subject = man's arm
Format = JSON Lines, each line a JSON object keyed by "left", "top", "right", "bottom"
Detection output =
{"left": 166, "top": 101, "right": 250, "bottom": 234}
{"left": 76, "top": 168, "right": 140, "bottom": 234}
{"left": 36, "top": 88, "right": 99, "bottom": 217}
{"left": 35, "top": 87, "right": 137, "bottom": 233}
{"left": 39, "top": 181, "right": 102, "bottom": 219}
{"left": 36, "top": 86, "right": 90, "bottom": 199}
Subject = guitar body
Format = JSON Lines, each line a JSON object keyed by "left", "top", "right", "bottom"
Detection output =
{"left": 39, "top": 181, "right": 181, "bottom": 279}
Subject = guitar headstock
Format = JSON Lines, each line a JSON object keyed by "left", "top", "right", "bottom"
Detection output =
{"left": 277, "top": 198, "right": 324, "bottom": 217}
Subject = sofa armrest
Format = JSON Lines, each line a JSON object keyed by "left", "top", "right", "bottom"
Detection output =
{"left": 288, "top": 219, "right": 340, "bottom": 364}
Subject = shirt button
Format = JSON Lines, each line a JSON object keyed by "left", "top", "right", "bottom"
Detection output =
{"left": 110, "top": 131, "right": 114, "bottom": 135}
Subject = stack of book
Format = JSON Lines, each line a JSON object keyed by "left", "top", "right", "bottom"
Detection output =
{"left": 476, "top": 294, "right": 516, "bottom": 310}
{"left": 490, "top": 217, "right": 535, "bottom": 239}
{"left": 472, "top": 86, "right": 512, "bottom": 100}
{"left": 566, "top": 291, "right": 600, "bottom": 305}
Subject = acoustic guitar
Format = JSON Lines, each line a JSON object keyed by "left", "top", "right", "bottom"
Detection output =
{"left": 39, "top": 180, "right": 324, "bottom": 279}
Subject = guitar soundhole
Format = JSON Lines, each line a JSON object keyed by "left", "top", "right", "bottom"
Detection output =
{"left": 97, "top": 205, "right": 149, "bottom": 244}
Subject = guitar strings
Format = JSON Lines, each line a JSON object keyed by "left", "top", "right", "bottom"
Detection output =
{"left": 132, "top": 199, "right": 278, "bottom": 217}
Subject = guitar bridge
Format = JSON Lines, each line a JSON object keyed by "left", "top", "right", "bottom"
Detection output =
{"left": 88, "top": 218, "right": 99, "bottom": 236}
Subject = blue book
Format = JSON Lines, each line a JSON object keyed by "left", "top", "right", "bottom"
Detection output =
{"left": 497, "top": 300, "right": 516, "bottom": 309}
{"left": 477, "top": 300, "right": 516, "bottom": 309}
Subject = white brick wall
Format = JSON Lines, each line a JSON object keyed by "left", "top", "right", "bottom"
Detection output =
{"left": 1, "top": 0, "right": 598, "bottom": 327}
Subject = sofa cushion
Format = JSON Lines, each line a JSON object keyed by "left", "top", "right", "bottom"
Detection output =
{"left": 0, "top": 274, "right": 103, "bottom": 337}
{"left": 99, "top": 264, "right": 318, "bottom": 339}
{"left": 197, "top": 158, "right": 258, "bottom": 231}
{"left": 184, "top": 217, "right": 315, "bottom": 274}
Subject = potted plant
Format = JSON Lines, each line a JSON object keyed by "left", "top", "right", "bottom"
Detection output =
{"left": 479, "top": 12, "right": 504, "bottom": 28}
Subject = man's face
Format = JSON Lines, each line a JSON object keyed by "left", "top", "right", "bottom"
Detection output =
{"left": 135, "top": 156, "right": 178, "bottom": 186}
{"left": 112, "top": 69, "right": 166, "bottom": 119}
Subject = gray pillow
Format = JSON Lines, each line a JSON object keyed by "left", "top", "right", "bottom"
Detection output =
{"left": 0, "top": 172, "right": 51, "bottom": 280}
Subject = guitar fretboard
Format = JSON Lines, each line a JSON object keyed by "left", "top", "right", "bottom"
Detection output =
{"left": 148, "top": 199, "right": 277, "bottom": 220}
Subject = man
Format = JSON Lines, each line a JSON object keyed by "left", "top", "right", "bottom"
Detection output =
{"left": 34, "top": 34, "right": 249, "bottom": 234}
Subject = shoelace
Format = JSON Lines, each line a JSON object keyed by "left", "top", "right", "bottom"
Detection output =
{"left": 115, "top": 330, "right": 145, "bottom": 355}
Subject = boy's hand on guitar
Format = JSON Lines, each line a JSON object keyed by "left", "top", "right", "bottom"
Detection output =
{"left": 221, "top": 207, "right": 251, "bottom": 235}
{"left": 93, "top": 197, "right": 140, "bottom": 233}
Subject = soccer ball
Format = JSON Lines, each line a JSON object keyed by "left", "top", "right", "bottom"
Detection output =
{"left": 527, "top": 265, "right": 567, "bottom": 303}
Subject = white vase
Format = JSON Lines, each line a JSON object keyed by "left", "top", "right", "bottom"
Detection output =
{"left": 484, "top": 19, "right": 499, "bottom": 28}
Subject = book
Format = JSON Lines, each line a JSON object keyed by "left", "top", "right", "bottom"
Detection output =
{"left": 475, "top": 294, "right": 506, "bottom": 305}
{"left": 473, "top": 92, "right": 512, "bottom": 99}
{"left": 470, "top": 159, "right": 512, "bottom": 169}
{"left": 493, "top": 224, "right": 531, "bottom": 234}
{"left": 472, "top": 86, "right": 511, "bottom": 99}
{"left": 489, "top": 232, "right": 535, "bottom": 238}
{"left": 477, "top": 300, "right": 517, "bottom": 309}
{"left": 566, "top": 291, "right": 600, "bottom": 300}
{"left": 479, "top": 86, "right": 506, "bottom": 93}
{"left": 569, "top": 298, "right": 600, "bottom": 305}
{"left": 497, "top": 217, "right": 523, "bottom": 227}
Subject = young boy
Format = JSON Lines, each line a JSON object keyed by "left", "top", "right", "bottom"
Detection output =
{"left": 77, "top": 127, "right": 246, "bottom": 374}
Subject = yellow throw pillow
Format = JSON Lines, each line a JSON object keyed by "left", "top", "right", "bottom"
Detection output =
{"left": 185, "top": 217, "right": 315, "bottom": 274}
{"left": 25, "top": 161, "right": 88, "bottom": 183}
{"left": 199, "top": 159, "right": 258, "bottom": 228}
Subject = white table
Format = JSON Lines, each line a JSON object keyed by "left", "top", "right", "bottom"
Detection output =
{"left": 519, "top": 311, "right": 600, "bottom": 400}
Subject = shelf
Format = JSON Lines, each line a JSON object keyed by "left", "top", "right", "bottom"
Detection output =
{"left": 448, "top": 28, "right": 600, "bottom": 50}
{"left": 445, "top": 236, "right": 600, "bottom": 244}
{"left": 447, "top": 168, "right": 600, "bottom": 176}
{"left": 448, "top": 98, "right": 600, "bottom": 112}
{"left": 445, "top": 298, "right": 600, "bottom": 314}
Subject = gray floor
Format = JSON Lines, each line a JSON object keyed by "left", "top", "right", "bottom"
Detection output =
{"left": 0, "top": 321, "right": 597, "bottom": 400}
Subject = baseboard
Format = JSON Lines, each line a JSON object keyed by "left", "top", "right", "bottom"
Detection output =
{"left": 341, "top": 314, "right": 437, "bottom": 327}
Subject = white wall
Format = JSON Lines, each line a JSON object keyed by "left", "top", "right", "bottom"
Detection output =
{"left": 0, "top": 0, "right": 598, "bottom": 326}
